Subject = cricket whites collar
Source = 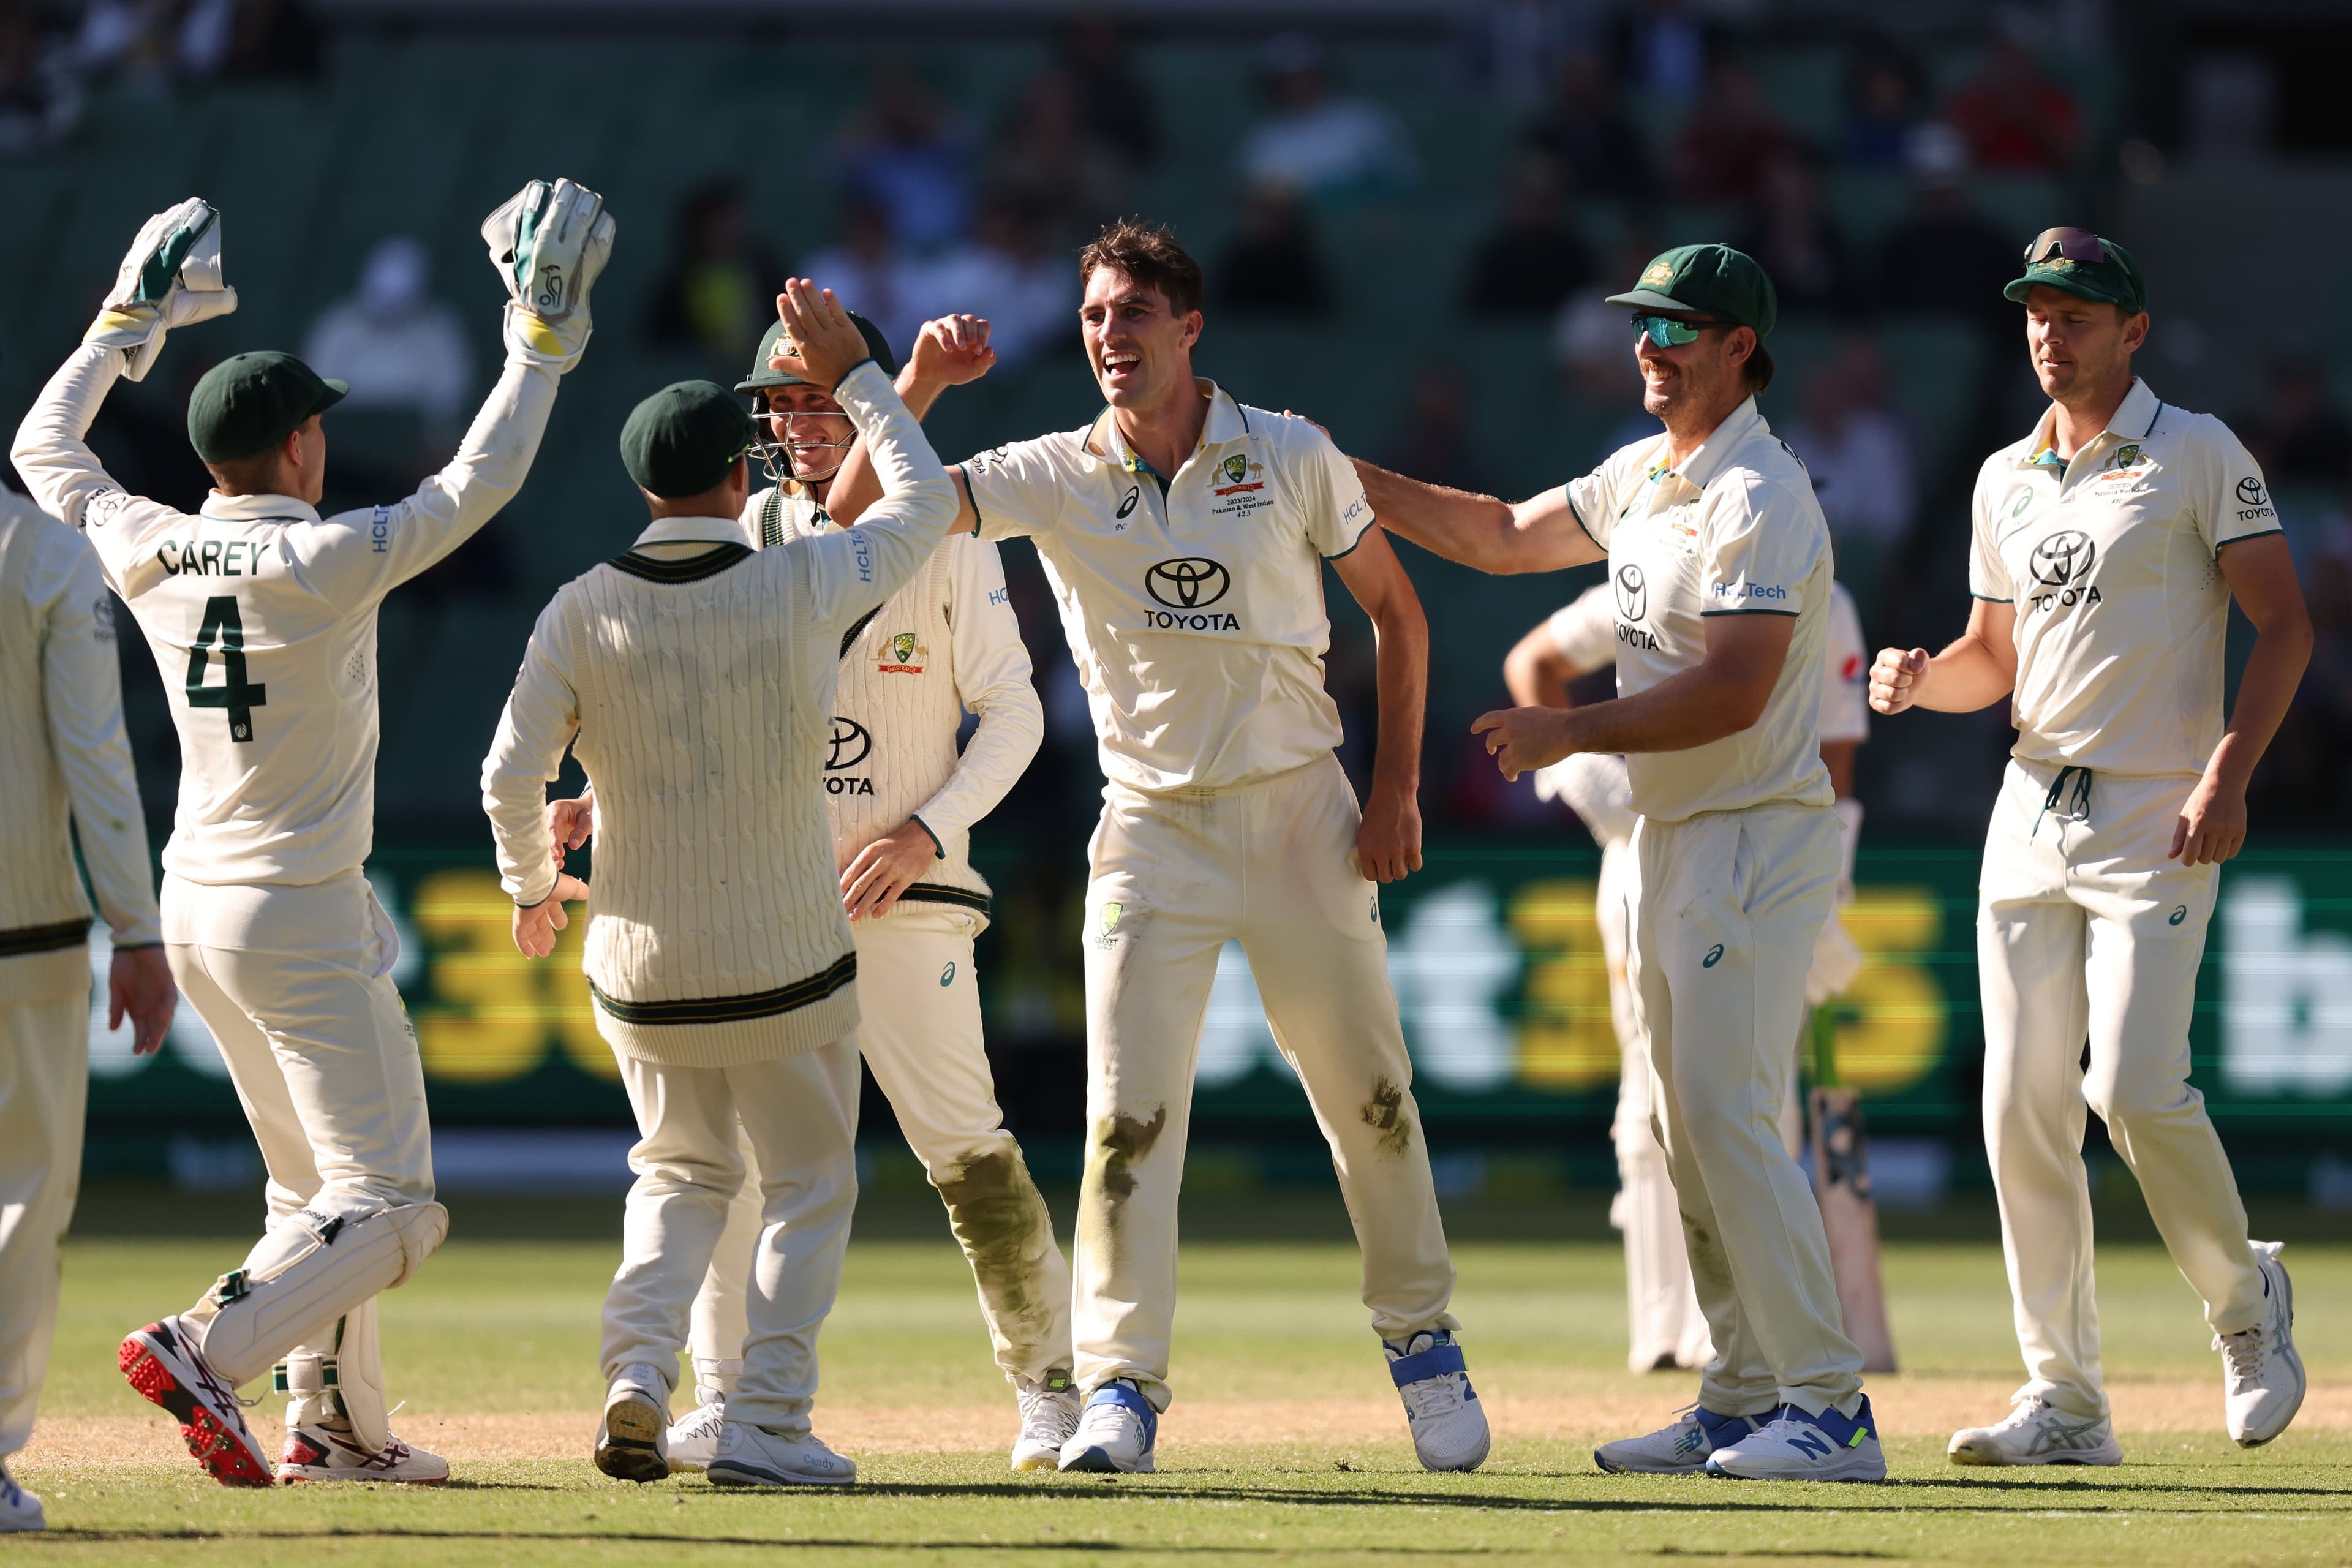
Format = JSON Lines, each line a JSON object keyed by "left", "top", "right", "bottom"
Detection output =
{"left": 1084, "top": 378, "right": 1252, "bottom": 478}
{"left": 199, "top": 491, "right": 321, "bottom": 525}
{"left": 1643, "top": 394, "right": 1766, "bottom": 496}
{"left": 2013, "top": 377, "right": 2162, "bottom": 473}
{"left": 631, "top": 513, "right": 756, "bottom": 551}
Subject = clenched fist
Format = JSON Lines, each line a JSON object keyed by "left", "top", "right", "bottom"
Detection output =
{"left": 1869, "top": 647, "right": 1929, "bottom": 715}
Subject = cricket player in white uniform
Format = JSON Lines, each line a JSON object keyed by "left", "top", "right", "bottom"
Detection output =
{"left": 0, "top": 490, "right": 177, "bottom": 1533}
{"left": 823, "top": 221, "right": 1488, "bottom": 1476}
{"left": 10, "top": 183, "right": 612, "bottom": 1487}
{"left": 1870, "top": 230, "right": 2310, "bottom": 1464}
{"left": 1351, "top": 244, "right": 1881, "bottom": 1482}
{"left": 484, "top": 284, "right": 957, "bottom": 1490}
{"left": 549, "top": 309, "right": 1079, "bottom": 1471}
{"left": 1505, "top": 577, "right": 1868, "bottom": 1373}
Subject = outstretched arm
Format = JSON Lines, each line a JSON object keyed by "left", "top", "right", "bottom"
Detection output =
{"left": 1332, "top": 526, "right": 1428, "bottom": 883}
{"left": 1350, "top": 461, "right": 1605, "bottom": 575}
{"left": 809, "top": 314, "right": 992, "bottom": 535}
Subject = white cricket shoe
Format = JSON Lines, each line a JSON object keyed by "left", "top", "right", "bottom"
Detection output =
{"left": 1706, "top": 1398, "right": 1885, "bottom": 1482}
{"left": 277, "top": 1422, "right": 450, "bottom": 1483}
{"left": 2220, "top": 1240, "right": 2305, "bottom": 1448}
{"left": 0, "top": 1460, "right": 43, "bottom": 1533}
{"left": 1011, "top": 1373, "right": 1081, "bottom": 1471}
{"left": 118, "top": 1316, "right": 274, "bottom": 1487}
{"left": 1594, "top": 1404, "right": 1757, "bottom": 1475}
{"left": 1058, "top": 1379, "right": 1156, "bottom": 1474}
{"left": 666, "top": 1393, "right": 727, "bottom": 1474}
{"left": 594, "top": 1363, "right": 671, "bottom": 1484}
{"left": 707, "top": 1421, "right": 856, "bottom": 1488}
{"left": 1385, "top": 1330, "right": 1490, "bottom": 1472}
{"left": 1948, "top": 1397, "right": 2122, "bottom": 1466}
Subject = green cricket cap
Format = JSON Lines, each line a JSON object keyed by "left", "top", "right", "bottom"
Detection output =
{"left": 734, "top": 311, "right": 897, "bottom": 394}
{"left": 620, "top": 380, "right": 758, "bottom": 498}
{"left": 186, "top": 351, "right": 347, "bottom": 464}
{"left": 2005, "top": 235, "right": 2147, "bottom": 314}
{"left": 1604, "top": 243, "right": 1778, "bottom": 339}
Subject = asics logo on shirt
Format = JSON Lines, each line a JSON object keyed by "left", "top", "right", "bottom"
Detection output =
{"left": 2026, "top": 529, "right": 2103, "bottom": 616}
{"left": 824, "top": 716, "right": 875, "bottom": 795}
{"left": 1144, "top": 557, "right": 1240, "bottom": 630}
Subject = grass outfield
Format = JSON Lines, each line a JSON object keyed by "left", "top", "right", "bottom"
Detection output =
{"left": 15, "top": 1230, "right": 2348, "bottom": 1564}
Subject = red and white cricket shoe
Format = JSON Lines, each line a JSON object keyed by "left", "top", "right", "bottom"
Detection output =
{"left": 277, "top": 1423, "right": 449, "bottom": 1483}
{"left": 118, "top": 1317, "right": 274, "bottom": 1487}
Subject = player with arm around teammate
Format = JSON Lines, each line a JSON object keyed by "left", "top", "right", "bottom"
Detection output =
{"left": 822, "top": 220, "right": 1486, "bottom": 1476}
{"left": 0, "top": 489, "right": 178, "bottom": 1532}
{"left": 1353, "top": 244, "right": 1881, "bottom": 1482}
{"left": 551, "top": 306, "right": 1081, "bottom": 1472}
{"left": 1870, "top": 231, "right": 2311, "bottom": 1465}
{"left": 10, "top": 184, "right": 612, "bottom": 1487}
{"left": 1502, "top": 574, "right": 1870, "bottom": 1377}
{"left": 486, "top": 282, "right": 960, "bottom": 1489}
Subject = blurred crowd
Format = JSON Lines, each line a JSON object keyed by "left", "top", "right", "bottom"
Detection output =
{"left": 0, "top": 0, "right": 317, "bottom": 155}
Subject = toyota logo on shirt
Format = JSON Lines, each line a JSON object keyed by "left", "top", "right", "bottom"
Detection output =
{"left": 1145, "top": 557, "right": 1232, "bottom": 609}
{"left": 2029, "top": 530, "right": 2097, "bottom": 587}
{"left": 1614, "top": 563, "right": 1648, "bottom": 622}
{"left": 826, "top": 716, "right": 872, "bottom": 771}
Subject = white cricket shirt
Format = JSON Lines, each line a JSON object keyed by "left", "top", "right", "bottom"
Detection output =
{"left": 1561, "top": 396, "right": 1836, "bottom": 823}
{"left": 959, "top": 380, "right": 1373, "bottom": 794}
{"left": 1969, "top": 379, "right": 2278, "bottom": 779}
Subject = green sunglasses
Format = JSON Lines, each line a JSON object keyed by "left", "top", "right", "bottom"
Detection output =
{"left": 1632, "top": 314, "right": 1733, "bottom": 348}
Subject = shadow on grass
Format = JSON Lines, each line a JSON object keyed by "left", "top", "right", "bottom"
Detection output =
{"left": 36, "top": 1531, "right": 1904, "bottom": 1556}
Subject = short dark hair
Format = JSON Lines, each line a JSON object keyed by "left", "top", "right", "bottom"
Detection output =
{"left": 1079, "top": 219, "right": 1204, "bottom": 318}
{"left": 1743, "top": 336, "right": 1775, "bottom": 394}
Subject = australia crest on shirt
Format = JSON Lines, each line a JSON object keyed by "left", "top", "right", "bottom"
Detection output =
{"left": 1207, "top": 452, "right": 1271, "bottom": 517}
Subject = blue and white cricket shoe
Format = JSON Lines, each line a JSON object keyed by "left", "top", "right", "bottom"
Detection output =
{"left": 1385, "top": 1330, "right": 1489, "bottom": 1471}
{"left": 1594, "top": 1404, "right": 1757, "bottom": 1474}
{"left": 1705, "top": 1397, "right": 1886, "bottom": 1482}
{"left": 1058, "top": 1379, "right": 1156, "bottom": 1474}
{"left": 0, "top": 1458, "right": 43, "bottom": 1533}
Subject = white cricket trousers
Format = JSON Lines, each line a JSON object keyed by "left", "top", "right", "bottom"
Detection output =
{"left": 688, "top": 908, "right": 1073, "bottom": 1398}
{"left": 1978, "top": 758, "right": 2264, "bottom": 1420}
{"left": 1076, "top": 753, "right": 1458, "bottom": 1409}
{"left": 603, "top": 1039, "right": 860, "bottom": 1436}
{"left": 165, "top": 872, "right": 435, "bottom": 1419}
{"left": 1597, "top": 840, "right": 1711, "bottom": 1373}
{"left": 1630, "top": 802, "right": 1863, "bottom": 1419}
{"left": 0, "top": 973, "right": 88, "bottom": 1457}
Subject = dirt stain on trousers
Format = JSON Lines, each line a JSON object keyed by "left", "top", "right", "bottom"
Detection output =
{"left": 932, "top": 1139, "right": 1066, "bottom": 1373}
{"left": 1360, "top": 1075, "right": 1412, "bottom": 1158}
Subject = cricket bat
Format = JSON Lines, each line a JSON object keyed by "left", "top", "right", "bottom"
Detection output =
{"left": 1806, "top": 1005, "right": 1898, "bottom": 1372}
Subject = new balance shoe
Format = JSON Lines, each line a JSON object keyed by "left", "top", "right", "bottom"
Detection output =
{"left": 1594, "top": 1404, "right": 1757, "bottom": 1475}
{"left": 277, "top": 1422, "right": 450, "bottom": 1483}
{"left": 1385, "top": 1330, "right": 1489, "bottom": 1472}
{"left": 0, "top": 1460, "right": 43, "bottom": 1533}
{"left": 666, "top": 1393, "right": 727, "bottom": 1474}
{"left": 2220, "top": 1240, "right": 2305, "bottom": 1447}
{"left": 1011, "top": 1371, "right": 1082, "bottom": 1472}
{"left": 1948, "top": 1398, "right": 2122, "bottom": 1467}
{"left": 1705, "top": 1398, "right": 1885, "bottom": 1483}
{"left": 1058, "top": 1380, "right": 1156, "bottom": 1474}
{"left": 593, "top": 1363, "right": 671, "bottom": 1483}
{"left": 118, "top": 1317, "right": 274, "bottom": 1487}
{"left": 706, "top": 1422, "right": 856, "bottom": 1488}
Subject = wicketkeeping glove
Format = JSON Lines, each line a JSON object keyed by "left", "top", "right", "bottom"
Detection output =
{"left": 481, "top": 178, "right": 615, "bottom": 369}
{"left": 84, "top": 197, "right": 237, "bottom": 382}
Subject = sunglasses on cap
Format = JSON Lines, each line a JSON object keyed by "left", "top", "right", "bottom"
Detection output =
{"left": 1632, "top": 314, "right": 1733, "bottom": 349}
{"left": 2024, "top": 227, "right": 2114, "bottom": 266}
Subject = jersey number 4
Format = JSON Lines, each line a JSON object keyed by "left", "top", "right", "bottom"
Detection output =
{"left": 186, "top": 594, "right": 268, "bottom": 742}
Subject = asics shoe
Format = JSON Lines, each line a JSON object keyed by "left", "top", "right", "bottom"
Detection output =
{"left": 2220, "top": 1241, "right": 2305, "bottom": 1447}
{"left": 1012, "top": 1371, "right": 1082, "bottom": 1472}
{"left": 666, "top": 1393, "right": 727, "bottom": 1474}
{"left": 594, "top": 1363, "right": 671, "bottom": 1483}
{"left": 1058, "top": 1380, "right": 1156, "bottom": 1474}
{"left": 1385, "top": 1330, "right": 1490, "bottom": 1472}
{"left": 707, "top": 1421, "right": 856, "bottom": 1487}
{"left": 119, "top": 1317, "right": 273, "bottom": 1487}
{"left": 1948, "top": 1397, "right": 2121, "bottom": 1466}
{"left": 1594, "top": 1404, "right": 1757, "bottom": 1474}
{"left": 0, "top": 1460, "right": 42, "bottom": 1533}
{"left": 277, "top": 1422, "right": 450, "bottom": 1483}
{"left": 1706, "top": 1398, "right": 1885, "bottom": 1483}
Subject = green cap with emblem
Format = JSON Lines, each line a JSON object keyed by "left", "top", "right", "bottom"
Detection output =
{"left": 735, "top": 311, "right": 898, "bottom": 394}
{"left": 186, "top": 350, "right": 347, "bottom": 463}
{"left": 620, "top": 380, "right": 758, "bottom": 497}
{"left": 2004, "top": 228, "right": 2147, "bottom": 314}
{"left": 1605, "top": 243, "right": 1778, "bottom": 337}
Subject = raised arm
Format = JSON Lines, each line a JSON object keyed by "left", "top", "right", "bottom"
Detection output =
{"left": 1350, "top": 461, "right": 1605, "bottom": 576}
{"left": 1332, "top": 526, "right": 1428, "bottom": 882}
{"left": 805, "top": 312, "right": 993, "bottom": 535}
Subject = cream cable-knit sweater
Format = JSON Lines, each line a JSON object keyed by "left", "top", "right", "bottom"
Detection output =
{"left": 481, "top": 363, "right": 957, "bottom": 1068}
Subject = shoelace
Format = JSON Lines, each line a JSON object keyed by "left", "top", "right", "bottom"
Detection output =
{"left": 2215, "top": 1328, "right": 2264, "bottom": 1379}
{"left": 1398, "top": 1371, "right": 1465, "bottom": 1419}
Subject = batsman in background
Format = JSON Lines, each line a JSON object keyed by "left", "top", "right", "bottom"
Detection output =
{"left": 10, "top": 183, "right": 611, "bottom": 1487}
{"left": 0, "top": 485, "right": 177, "bottom": 1534}
{"left": 1871, "top": 230, "right": 2310, "bottom": 1465}
{"left": 484, "top": 284, "right": 957, "bottom": 1490}
{"left": 549, "top": 306, "right": 1078, "bottom": 1472}
{"left": 1502, "top": 574, "right": 1872, "bottom": 1374}
{"left": 823, "top": 221, "right": 1488, "bottom": 1477}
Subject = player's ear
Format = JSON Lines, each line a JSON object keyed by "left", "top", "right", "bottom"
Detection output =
{"left": 1180, "top": 309, "right": 1203, "bottom": 352}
